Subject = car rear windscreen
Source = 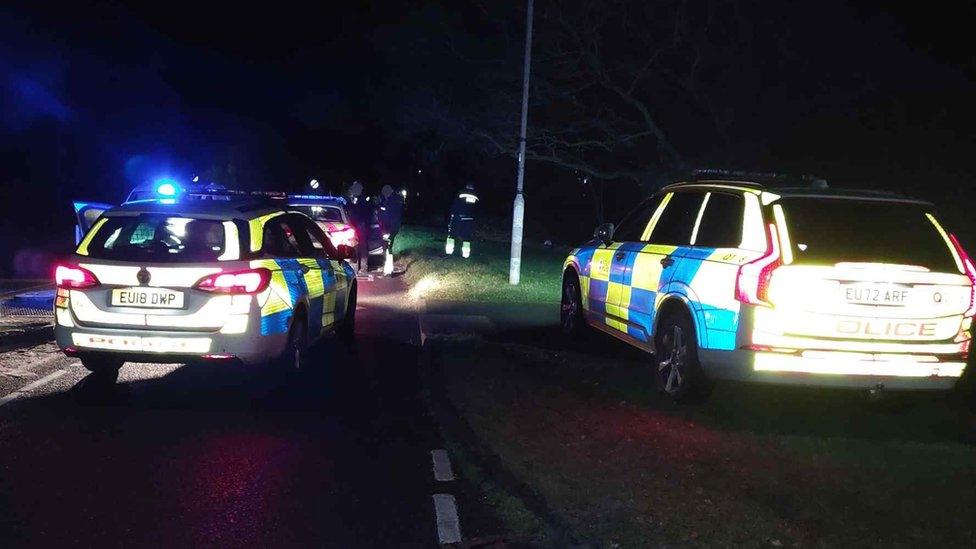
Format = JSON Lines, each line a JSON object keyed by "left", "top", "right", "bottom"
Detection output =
{"left": 84, "top": 215, "right": 228, "bottom": 262}
{"left": 291, "top": 205, "right": 344, "bottom": 222}
{"left": 779, "top": 198, "right": 959, "bottom": 272}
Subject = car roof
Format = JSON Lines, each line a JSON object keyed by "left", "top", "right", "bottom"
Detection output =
{"left": 661, "top": 180, "right": 931, "bottom": 205}
{"left": 286, "top": 194, "right": 348, "bottom": 207}
{"left": 105, "top": 198, "right": 286, "bottom": 220}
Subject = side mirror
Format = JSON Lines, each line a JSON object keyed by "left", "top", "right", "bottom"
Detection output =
{"left": 593, "top": 223, "right": 614, "bottom": 244}
{"left": 336, "top": 244, "right": 356, "bottom": 261}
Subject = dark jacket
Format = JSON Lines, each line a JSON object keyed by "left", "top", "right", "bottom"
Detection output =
{"left": 347, "top": 197, "right": 372, "bottom": 229}
{"left": 378, "top": 194, "right": 404, "bottom": 234}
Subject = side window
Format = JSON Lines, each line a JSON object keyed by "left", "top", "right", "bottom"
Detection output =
{"left": 693, "top": 192, "right": 745, "bottom": 248}
{"left": 297, "top": 216, "right": 337, "bottom": 258}
{"left": 262, "top": 218, "right": 303, "bottom": 257}
{"left": 647, "top": 192, "right": 706, "bottom": 246}
{"left": 613, "top": 195, "right": 664, "bottom": 242}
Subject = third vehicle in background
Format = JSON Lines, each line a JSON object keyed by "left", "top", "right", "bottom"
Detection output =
{"left": 286, "top": 194, "right": 385, "bottom": 269}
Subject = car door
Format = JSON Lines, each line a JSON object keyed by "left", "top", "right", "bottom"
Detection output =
{"left": 608, "top": 193, "right": 693, "bottom": 342}
{"left": 680, "top": 191, "right": 759, "bottom": 350}
{"left": 293, "top": 215, "right": 345, "bottom": 336}
{"left": 72, "top": 201, "right": 115, "bottom": 244}
{"left": 598, "top": 196, "right": 662, "bottom": 336}
{"left": 259, "top": 215, "right": 318, "bottom": 336}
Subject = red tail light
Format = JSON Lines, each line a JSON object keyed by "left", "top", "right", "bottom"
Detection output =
{"left": 948, "top": 233, "right": 976, "bottom": 317}
{"left": 735, "top": 224, "right": 782, "bottom": 306}
{"left": 55, "top": 264, "right": 100, "bottom": 289}
{"left": 195, "top": 268, "right": 271, "bottom": 295}
{"left": 326, "top": 223, "right": 357, "bottom": 247}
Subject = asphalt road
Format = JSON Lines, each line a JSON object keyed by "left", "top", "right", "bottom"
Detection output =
{"left": 0, "top": 276, "right": 458, "bottom": 547}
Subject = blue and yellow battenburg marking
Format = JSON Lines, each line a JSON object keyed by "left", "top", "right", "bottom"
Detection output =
{"left": 250, "top": 258, "right": 350, "bottom": 336}
{"left": 567, "top": 243, "right": 757, "bottom": 350}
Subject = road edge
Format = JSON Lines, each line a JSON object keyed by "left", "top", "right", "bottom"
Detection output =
{"left": 419, "top": 337, "right": 589, "bottom": 548}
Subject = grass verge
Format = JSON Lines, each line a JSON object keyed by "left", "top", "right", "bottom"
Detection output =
{"left": 433, "top": 334, "right": 976, "bottom": 547}
{"left": 394, "top": 225, "right": 566, "bottom": 304}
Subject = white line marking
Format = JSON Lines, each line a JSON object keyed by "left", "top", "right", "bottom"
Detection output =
{"left": 432, "top": 493, "right": 462, "bottom": 545}
{"left": 431, "top": 449, "right": 455, "bottom": 482}
{"left": 0, "top": 369, "right": 68, "bottom": 407}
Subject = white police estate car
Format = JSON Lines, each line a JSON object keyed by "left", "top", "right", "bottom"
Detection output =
{"left": 561, "top": 176, "right": 974, "bottom": 401}
{"left": 57, "top": 184, "right": 357, "bottom": 383}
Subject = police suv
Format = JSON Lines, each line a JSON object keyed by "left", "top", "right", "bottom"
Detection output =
{"left": 561, "top": 176, "right": 974, "bottom": 401}
{"left": 57, "top": 183, "right": 357, "bottom": 383}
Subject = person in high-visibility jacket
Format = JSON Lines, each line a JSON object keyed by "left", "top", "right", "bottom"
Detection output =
{"left": 446, "top": 183, "right": 478, "bottom": 258}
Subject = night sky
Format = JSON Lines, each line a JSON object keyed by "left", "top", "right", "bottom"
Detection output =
{"left": 1, "top": 1, "right": 975, "bottom": 271}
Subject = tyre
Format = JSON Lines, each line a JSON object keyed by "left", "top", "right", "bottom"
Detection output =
{"left": 281, "top": 314, "right": 309, "bottom": 372}
{"left": 654, "top": 307, "right": 712, "bottom": 403}
{"left": 336, "top": 282, "right": 357, "bottom": 342}
{"left": 560, "top": 272, "right": 585, "bottom": 338}
{"left": 80, "top": 356, "right": 123, "bottom": 385}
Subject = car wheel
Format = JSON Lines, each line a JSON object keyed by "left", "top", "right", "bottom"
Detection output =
{"left": 337, "top": 283, "right": 357, "bottom": 343}
{"left": 80, "top": 356, "right": 123, "bottom": 385}
{"left": 655, "top": 308, "right": 711, "bottom": 403}
{"left": 560, "top": 273, "right": 585, "bottom": 337}
{"left": 282, "top": 315, "right": 309, "bottom": 371}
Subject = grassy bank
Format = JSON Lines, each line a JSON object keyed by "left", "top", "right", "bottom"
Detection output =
{"left": 393, "top": 225, "right": 566, "bottom": 303}
{"left": 434, "top": 335, "right": 976, "bottom": 547}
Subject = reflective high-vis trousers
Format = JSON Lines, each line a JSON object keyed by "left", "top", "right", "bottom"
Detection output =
{"left": 445, "top": 237, "right": 471, "bottom": 258}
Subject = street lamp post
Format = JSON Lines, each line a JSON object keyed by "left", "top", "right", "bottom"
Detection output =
{"left": 509, "top": 0, "right": 534, "bottom": 285}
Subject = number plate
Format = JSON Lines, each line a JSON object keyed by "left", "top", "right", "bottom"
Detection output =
{"left": 111, "top": 287, "right": 185, "bottom": 309}
{"left": 842, "top": 284, "right": 910, "bottom": 306}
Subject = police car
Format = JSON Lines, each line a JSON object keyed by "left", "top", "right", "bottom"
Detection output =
{"left": 561, "top": 176, "right": 974, "bottom": 401}
{"left": 57, "top": 182, "right": 358, "bottom": 383}
{"left": 286, "top": 194, "right": 386, "bottom": 265}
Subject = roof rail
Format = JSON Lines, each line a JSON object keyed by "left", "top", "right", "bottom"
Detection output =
{"left": 687, "top": 168, "right": 829, "bottom": 189}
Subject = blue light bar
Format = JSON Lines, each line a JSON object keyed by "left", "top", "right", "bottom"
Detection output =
{"left": 154, "top": 178, "right": 179, "bottom": 196}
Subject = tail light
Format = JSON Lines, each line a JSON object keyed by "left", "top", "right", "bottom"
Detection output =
{"left": 326, "top": 223, "right": 357, "bottom": 247}
{"left": 948, "top": 233, "right": 976, "bottom": 317}
{"left": 735, "top": 224, "right": 782, "bottom": 306}
{"left": 55, "top": 264, "right": 100, "bottom": 289}
{"left": 195, "top": 268, "right": 271, "bottom": 295}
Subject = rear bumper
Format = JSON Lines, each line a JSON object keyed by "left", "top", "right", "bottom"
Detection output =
{"left": 54, "top": 323, "right": 285, "bottom": 366}
{"left": 699, "top": 348, "right": 966, "bottom": 390}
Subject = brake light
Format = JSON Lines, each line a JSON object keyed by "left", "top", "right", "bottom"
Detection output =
{"left": 55, "top": 264, "right": 100, "bottom": 289}
{"left": 735, "top": 224, "right": 782, "bottom": 306}
{"left": 327, "top": 225, "right": 357, "bottom": 247}
{"left": 948, "top": 233, "right": 976, "bottom": 317}
{"left": 195, "top": 268, "right": 271, "bottom": 294}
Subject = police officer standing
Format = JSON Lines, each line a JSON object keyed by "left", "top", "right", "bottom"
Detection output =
{"left": 446, "top": 183, "right": 478, "bottom": 258}
{"left": 346, "top": 180, "right": 371, "bottom": 273}
{"left": 378, "top": 184, "right": 404, "bottom": 275}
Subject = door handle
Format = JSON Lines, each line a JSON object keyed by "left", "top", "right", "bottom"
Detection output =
{"left": 614, "top": 252, "right": 626, "bottom": 261}
{"left": 298, "top": 264, "right": 311, "bottom": 274}
{"left": 660, "top": 256, "right": 675, "bottom": 267}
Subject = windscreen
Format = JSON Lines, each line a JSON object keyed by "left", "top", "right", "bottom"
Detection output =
{"left": 83, "top": 215, "right": 228, "bottom": 262}
{"left": 291, "top": 205, "right": 344, "bottom": 223}
{"left": 778, "top": 197, "right": 959, "bottom": 272}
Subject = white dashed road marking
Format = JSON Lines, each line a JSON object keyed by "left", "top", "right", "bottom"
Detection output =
{"left": 432, "top": 493, "right": 462, "bottom": 545}
{"left": 0, "top": 369, "right": 68, "bottom": 407}
{"left": 431, "top": 449, "right": 455, "bottom": 482}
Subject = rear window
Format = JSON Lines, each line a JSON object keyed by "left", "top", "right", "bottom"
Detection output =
{"left": 290, "top": 205, "right": 344, "bottom": 223}
{"left": 779, "top": 198, "right": 958, "bottom": 272}
{"left": 83, "top": 215, "right": 230, "bottom": 262}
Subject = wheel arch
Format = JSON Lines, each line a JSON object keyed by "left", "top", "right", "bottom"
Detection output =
{"left": 653, "top": 294, "right": 705, "bottom": 348}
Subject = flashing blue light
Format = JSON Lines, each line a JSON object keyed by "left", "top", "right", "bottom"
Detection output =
{"left": 155, "top": 180, "right": 178, "bottom": 196}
